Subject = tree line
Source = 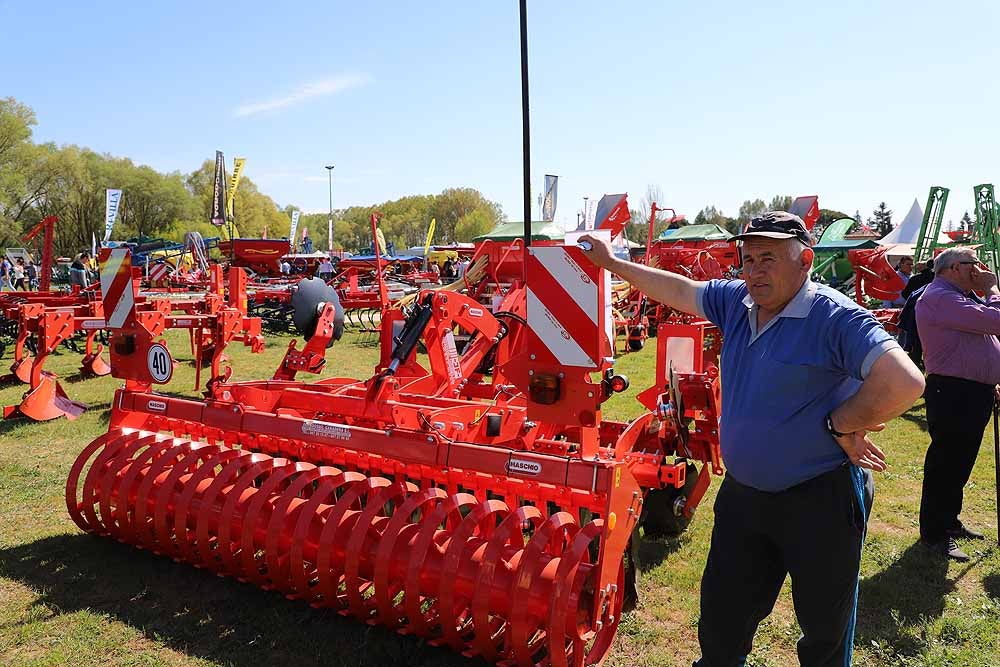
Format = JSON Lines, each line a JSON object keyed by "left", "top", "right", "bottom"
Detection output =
{"left": 0, "top": 97, "right": 504, "bottom": 257}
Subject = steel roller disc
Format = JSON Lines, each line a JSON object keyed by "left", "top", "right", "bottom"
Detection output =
{"left": 291, "top": 277, "right": 346, "bottom": 342}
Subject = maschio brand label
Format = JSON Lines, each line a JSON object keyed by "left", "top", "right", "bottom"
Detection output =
{"left": 442, "top": 330, "right": 463, "bottom": 383}
{"left": 147, "top": 400, "right": 167, "bottom": 412}
{"left": 560, "top": 251, "right": 593, "bottom": 284}
{"left": 507, "top": 458, "right": 541, "bottom": 476}
{"left": 302, "top": 420, "right": 352, "bottom": 441}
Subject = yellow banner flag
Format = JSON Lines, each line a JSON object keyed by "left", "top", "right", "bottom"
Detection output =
{"left": 226, "top": 157, "right": 246, "bottom": 218}
{"left": 422, "top": 218, "right": 436, "bottom": 256}
{"left": 375, "top": 228, "right": 387, "bottom": 255}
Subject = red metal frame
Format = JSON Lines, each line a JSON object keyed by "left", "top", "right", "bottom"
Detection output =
{"left": 20, "top": 215, "right": 58, "bottom": 292}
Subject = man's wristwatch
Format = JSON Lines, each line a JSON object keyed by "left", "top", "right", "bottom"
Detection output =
{"left": 825, "top": 413, "right": 850, "bottom": 438}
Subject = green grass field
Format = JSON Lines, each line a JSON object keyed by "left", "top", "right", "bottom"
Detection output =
{"left": 0, "top": 329, "right": 998, "bottom": 666}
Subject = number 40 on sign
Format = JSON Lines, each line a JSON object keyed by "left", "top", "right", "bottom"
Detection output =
{"left": 146, "top": 343, "right": 174, "bottom": 384}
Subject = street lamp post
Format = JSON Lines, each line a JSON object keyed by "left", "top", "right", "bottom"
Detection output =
{"left": 325, "top": 165, "right": 335, "bottom": 253}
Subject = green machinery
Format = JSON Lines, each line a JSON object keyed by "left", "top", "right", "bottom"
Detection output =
{"left": 913, "top": 186, "right": 949, "bottom": 264}
{"left": 974, "top": 184, "right": 1000, "bottom": 273}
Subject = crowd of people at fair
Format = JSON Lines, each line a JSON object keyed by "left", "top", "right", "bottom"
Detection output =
{"left": 0, "top": 255, "right": 38, "bottom": 291}
{"left": 279, "top": 254, "right": 471, "bottom": 283}
{"left": 0, "top": 251, "right": 95, "bottom": 291}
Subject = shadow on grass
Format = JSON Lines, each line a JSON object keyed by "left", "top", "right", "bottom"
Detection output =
{"left": 897, "top": 406, "right": 928, "bottom": 433}
{"left": 0, "top": 534, "right": 485, "bottom": 667}
{"left": 0, "top": 417, "right": 27, "bottom": 437}
{"left": 63, "top": 372, "right": 107, "bottom": 384}
{"left": 636, "top": 534, "right": 685, "bottom": 570}
{"left": 855, "top": 542, "right": 953, "bottom": 656}
{"left": 0, "top": 375, "right": 26, "bottom": 388}
{"left": 985, "top": 572, "right": 1000, "bottom": 600}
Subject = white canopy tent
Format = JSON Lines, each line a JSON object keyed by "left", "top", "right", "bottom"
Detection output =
{"left": 878, "top": 199, "right": 951, "bottom": 246}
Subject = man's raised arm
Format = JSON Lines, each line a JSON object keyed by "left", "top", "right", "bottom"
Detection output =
{"left": 579, "top": 234, "right": 705, "bottom": 316}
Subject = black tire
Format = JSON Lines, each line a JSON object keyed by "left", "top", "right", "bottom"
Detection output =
{"left": 627, "top": 326, "right": 644, "bottom": 352}
{"left": 641, "top": 462, "right": 698, "bottom": 538}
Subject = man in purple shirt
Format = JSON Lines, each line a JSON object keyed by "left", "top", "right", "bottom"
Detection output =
{"left": 915, "top": 247, "right": 999, "bottom": 560}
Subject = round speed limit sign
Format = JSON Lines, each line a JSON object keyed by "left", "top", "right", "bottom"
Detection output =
{"left": 146, "top": 343, "right": 173, "bottom": 383}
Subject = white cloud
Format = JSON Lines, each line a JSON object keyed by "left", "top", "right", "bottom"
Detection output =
{"left": 234, "top": 74, "right": 369, "bottom": 117}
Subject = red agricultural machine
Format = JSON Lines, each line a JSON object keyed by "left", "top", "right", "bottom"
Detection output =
{"left": 605, "top": 200, "right": 737, "bottom": 354}
{"left": 846, "top": 246, "right": 907, "bottom": 329}
{"left": 248, "top": 214, "right": 437, "bottom": 339}
{"left": 1, "top": 294, "right": 109, "bottom": 420}
{"left": 67, "top": 241, "right": 723, "bottom": 667}
{"left": 1, "top": 251, "right": 264, "bottom": 421}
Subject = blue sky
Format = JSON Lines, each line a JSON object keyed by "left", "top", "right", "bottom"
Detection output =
{"left": 3, "top": 1, "right": 999, "bottom": 230}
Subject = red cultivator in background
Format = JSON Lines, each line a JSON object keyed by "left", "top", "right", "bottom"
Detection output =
{"left": 0, "top": 298, "right": 109, "bottom": 420}
{"left": 2, "top": 250, "right": 264, "bottom": 421}
{"left": 609, "top": 201, "right": 738, "bottom": 353}
{"left": 248, "top": 214, "right": 431, "bottom": 338}
{"left": 847, "top": 246, "right": 906, "bottom": 329}
{"left": 67, "top": 242, "right": 724, "bottom": 667}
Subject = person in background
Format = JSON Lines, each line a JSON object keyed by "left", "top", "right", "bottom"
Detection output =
{"left": 882, "top": 256, "right": 913, "bottom": 307}
{"left": 1, "top": 256, "right": 11, "bottom": 290}
{"left": 279, "top": 258, "right": 291, "bottom": 275}
{"left": 456, "top": 257, "right": 469, "bottom": 280}
{"left": 25, "top": 258, "right": 37, "bottom": 291}
{"left": 902, "top": 258, "right": 934, "bottom": 300}
{"left": 441, "top": 257, "right": 456, "bottom": 280}
{"left": 915, "top": 247, "right": 999, "bottom": 561}
{"left": 70, "top": 251, "right": 90, "bottom": 288}
{"left": 318, "top": 256, "right": 334, "bottom": 281}
{"left": 11, "top": 258, "right": 26, "bottom": 290}
{"left": 581, "top": 212, "right": 925, "bottom": 666}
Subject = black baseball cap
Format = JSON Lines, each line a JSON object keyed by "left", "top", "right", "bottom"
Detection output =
{"left": 731, "top": 211, "right": 812, "bottom": 246}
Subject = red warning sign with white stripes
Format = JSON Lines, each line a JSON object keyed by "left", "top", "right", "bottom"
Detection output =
{"left": 148, "top": 262, "right": 169, "bottom": 285}
{"left": 525, "top": 245, "right": 612, "bottom": 369}
{"left": 99, "top": 247, "right": 135, "bottom": 329}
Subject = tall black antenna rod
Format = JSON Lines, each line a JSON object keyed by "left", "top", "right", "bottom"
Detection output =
{"left": 519, "top": 0, "right": 531, "bottom": 248}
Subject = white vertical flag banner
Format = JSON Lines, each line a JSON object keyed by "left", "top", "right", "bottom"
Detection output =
{"left": 103, "top": 188, "right": 123, "bottom": 242}
{"left": 542, "top": 175, "right": 558, "bottom": 222}
{"left": 289, "top": 210, "right": 301, "bottom": 242}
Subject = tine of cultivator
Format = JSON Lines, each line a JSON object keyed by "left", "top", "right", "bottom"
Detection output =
{"left": 11, "top": 355, "right": 32, "bottom": 384}
{"left": 17, "top": 372, "right": 85, "bottom": 421}
{"left": 79, "top": 345, "right": 111, "bottom": 378}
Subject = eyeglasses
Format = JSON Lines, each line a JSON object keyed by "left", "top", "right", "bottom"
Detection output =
{"left": 953, "top": 261, "right": 985, "bottom": 269}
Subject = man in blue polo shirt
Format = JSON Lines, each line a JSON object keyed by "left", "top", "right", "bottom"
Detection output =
{"left": 581, "top": 212, "right": 924, "bottom": 667}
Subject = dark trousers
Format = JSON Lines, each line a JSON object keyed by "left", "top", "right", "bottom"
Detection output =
{"left": 919, "top": 374, "right": 995, "bottom": 541}
{"left": 696, "top": 465, "right": 872, "bottom": 667}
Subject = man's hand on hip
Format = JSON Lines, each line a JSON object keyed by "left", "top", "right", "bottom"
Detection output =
{"left": 833, "top": 425, "right": 887, "bottom": 472}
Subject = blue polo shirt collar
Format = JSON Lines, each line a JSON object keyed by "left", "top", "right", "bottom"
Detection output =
{"left": 742, "top": 278, "right": 816, "bottom": 343}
